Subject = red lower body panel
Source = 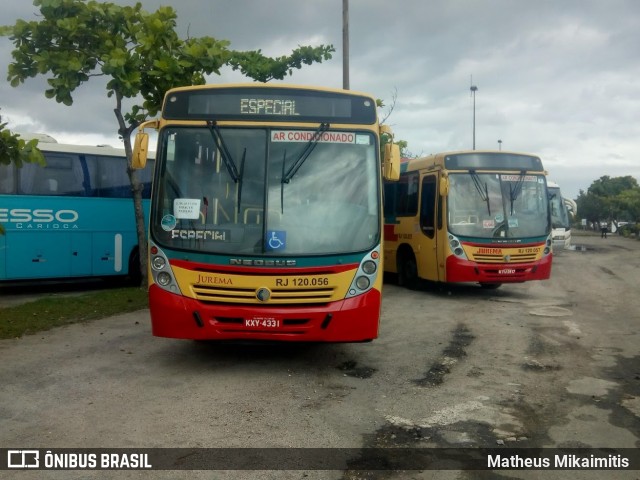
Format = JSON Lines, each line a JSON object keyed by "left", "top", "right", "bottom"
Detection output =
{"left": 445, "top": 254, "right": 553, "bottom": 284}
{"left": 148, "top": 284, "right": 381, "bottom": 342}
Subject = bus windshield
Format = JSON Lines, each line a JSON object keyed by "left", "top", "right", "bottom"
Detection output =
{"left": 448, "top": 172, "right": 549, "bottom": 239}
{"left": 152, "top": 126, "right": 379, "bottom": 256}
{"left": 548, "top": 186, "right": 570, "bottom": 229}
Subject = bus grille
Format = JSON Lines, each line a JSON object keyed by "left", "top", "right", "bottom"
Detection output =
{"left": 471, "top": 252, "right": 539, "bottom": 263}
{"left": 192, "top": 285, "right": 335, "bottom": 305}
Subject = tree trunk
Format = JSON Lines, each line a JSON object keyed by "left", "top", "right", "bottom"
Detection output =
{"left": 114, "top": 96, "right": 148, "bottom": 289}
{"left": 127, "top": 165, "right": 148, "bottom": 289}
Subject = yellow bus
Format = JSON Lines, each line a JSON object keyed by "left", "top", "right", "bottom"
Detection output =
{"left": 132, "top": 83, "right": 399, "bottom": 342}
{"left": 383, "top": 150, "right": 552, "bottom": 289}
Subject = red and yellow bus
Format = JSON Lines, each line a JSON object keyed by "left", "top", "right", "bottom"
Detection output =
{"left": 383, "top": 151, "right": 552, "bottom": 289}
{"left": 132, "top": 83, "right": 399, "bottom": 341}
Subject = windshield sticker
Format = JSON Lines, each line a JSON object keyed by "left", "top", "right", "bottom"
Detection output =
{"left": 356, "top": 135, "right": 370, "bottom": 145}
{"left": 501, "top": 174, "right": 538, "bottom": 182}
{"left": 266, "top": 230, "right": 287, "bottom": 251}
{"left": 161, "top": 214, "right": 177, "bottom": 231}
{"left": 171, "top": 229, "right": 229, "bottom": 241}
{"left": 271, "top": 130, "right": 356, "bottom": 144}
{"left": 508, "top": 218, "right": 519, "bottom": 227}
{"left": 174, "top": 198, "right": 201, "bottom": 219}
{"left": 483, "top": 219, "right": 495, "bottom": 229}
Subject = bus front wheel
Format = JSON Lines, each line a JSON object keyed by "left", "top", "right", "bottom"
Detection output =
{"left": 398, "top": 249, "right": 419, "bottom": 290}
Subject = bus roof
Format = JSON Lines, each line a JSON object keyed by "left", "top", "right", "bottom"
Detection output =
{"left": 18, "top": 140, "right": 156, "bottom": 159}
{"left": 36, "top": 142, "right": 127, "bottom": 157}
{"left": 164, "top": 82, "right": 375, "bottom": 99}
{"left": 17, "top": 132, "right": 58, "bottom": 143}
{"left": 402, "top": 150, "right": 544, "bottom": 173}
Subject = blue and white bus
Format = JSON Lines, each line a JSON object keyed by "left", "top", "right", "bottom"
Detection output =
{"left": 0, "top": 137, "right": 153, "bottom": 282}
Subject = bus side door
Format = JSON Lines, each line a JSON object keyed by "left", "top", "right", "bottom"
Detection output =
{"left": 418, "top": 174, "right": 442, "bottom": 282}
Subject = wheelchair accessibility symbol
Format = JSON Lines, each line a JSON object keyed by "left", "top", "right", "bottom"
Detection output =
{"left": 266, "top": 230, "right": 286, "bottom": 251}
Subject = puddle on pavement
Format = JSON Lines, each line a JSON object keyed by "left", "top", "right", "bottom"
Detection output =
{"left": 528, "top": 305, "right": 573, "bottom": 317}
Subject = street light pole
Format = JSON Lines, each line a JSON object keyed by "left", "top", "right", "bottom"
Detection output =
{"left": 342, "top": 0, "right": 349, "bottom": 90}
{"left": 498, "top": 139, "right": 502, "bottom": 151}
{"left": 470, "top": 83, "right": 478, "bottom": 150}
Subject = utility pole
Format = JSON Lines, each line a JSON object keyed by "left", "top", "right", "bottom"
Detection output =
{"left": 470, "top": 80, "right": 478, "bottom": 150}
{"left": 342, "top": 0, "right": 350, "bottom": 90}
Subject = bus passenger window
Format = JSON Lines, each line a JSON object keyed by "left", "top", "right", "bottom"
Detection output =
{"left": 420, "top": 176, "right": 437, "bottom": 238}
{"left": 393, "top": 173, "right": 419, "bottom": 216}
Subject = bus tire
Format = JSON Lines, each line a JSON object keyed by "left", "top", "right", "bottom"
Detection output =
{"left": 397, "top": 248, "right": 419, "bottom": 290}
{"left": 128, "top": 248, "right": 142, "bottom": 286}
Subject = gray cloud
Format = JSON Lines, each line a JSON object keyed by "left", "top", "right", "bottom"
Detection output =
{"left": 2, "top": 0, "right": 640, "bottom": 199}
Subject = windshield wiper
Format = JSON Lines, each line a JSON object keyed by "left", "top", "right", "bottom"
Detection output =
{"left": 281, "top": 123, "right": 330, "bottom": 184}
{"left": 236, "top": 148, "right": 246, "bottom": 215}
{"left": 509, "top": 170, "right": 526, "bottom": 215}
{"left": 207, "top": 121, "right": 240, "bottom": 183}
{"left": 280, "top": 150, "right": 287, "bottom": 214}
{"left": 470, "top": 170, "right": 491, "bottom": 216}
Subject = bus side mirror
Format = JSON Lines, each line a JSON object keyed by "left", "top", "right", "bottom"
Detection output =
{"left": 383, "top": 143, "right": 400, "bottom": 181}
{"left": 439, "top": 176, "right": 449, "bottom": 196}
{"left": 132, "top": 132, "right": 149, "bottom": 169}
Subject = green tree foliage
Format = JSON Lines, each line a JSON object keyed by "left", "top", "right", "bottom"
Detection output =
{"left": 2, "top": 0, "right": 334, "bottom": 286}
{"left": 0, "top": 123, "right": 45, "bottom": 168}
{"left": 587, "top": 175, "right": 638, "bottom": 197}
{"left": 616, "top": 188, "right": 640, "bottom": 222}
{"left": 576, "top": 175, "right": 640, "bottom": 229}
{"left": 0, "top": 123, "right": 46, "bottom": 234}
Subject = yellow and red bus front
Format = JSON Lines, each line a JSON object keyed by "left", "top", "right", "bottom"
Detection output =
{"left": 142, "top": 84, "right": 388, "bottom": 342}
{"left": 148, "top": 244, "right": 382, "bottom": 342}
{"left": 444, "top": 239, "right": 553, "bottom": 284}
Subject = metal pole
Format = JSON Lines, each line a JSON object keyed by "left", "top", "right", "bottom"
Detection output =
{"left": 342, "top": 0, "right": 350, "bottom": 90}
{"left": 498, "top": 139, "right": 502, "bottom": 151}
{"left": 470, "top": 84, "right": 478, "bottom": 149}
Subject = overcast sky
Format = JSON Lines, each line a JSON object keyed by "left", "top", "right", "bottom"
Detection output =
{"left": 2, "top": 0, "right": 640, "bottom": 199}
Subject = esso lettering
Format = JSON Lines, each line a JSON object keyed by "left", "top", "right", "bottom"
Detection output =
{"left": 32, "top": 209, "right": 55, "bottom": 222}
{"left": 6, "top": 208, "right": 79, "bottom": 223}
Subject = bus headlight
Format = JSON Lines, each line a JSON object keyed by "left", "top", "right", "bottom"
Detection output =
{"left": 362, "top": 260, "right": 377, "bottom": 275}
{"left": 149, "top": 241, "right": 182, "bottom": 294}
{"left": 346, "top": 248, "right": 379, "bottom": 298}
{"left": 448, "top": 234, "right": 468, "bottom": 259}
{"left": 355, "top": 276, "right": 370, "bottom": 290}
{"left": 152, "top": 256, "right": 166, "bottom": 270}
{"left": 157, "top": 271, "right": 172, "bottom": 286}
{"left": 544, "top": 235, "right": 553, "bottom": 255}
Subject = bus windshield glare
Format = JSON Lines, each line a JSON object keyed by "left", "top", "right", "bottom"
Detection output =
{"left": 152, "top": 127, "right": 379, "bottom": 255}
{"left": 548, "top": 186, "right": 571, "bottom": 229}
{"left": 448, "top": 172, "right": 549, "bottom": 239}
